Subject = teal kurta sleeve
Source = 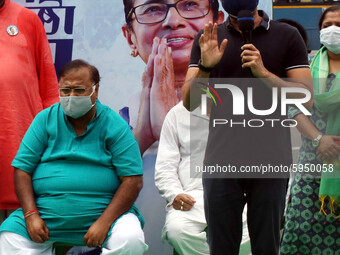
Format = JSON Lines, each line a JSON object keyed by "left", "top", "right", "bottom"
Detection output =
{"left": 12, "top": 108, "right": 49, "bottom": 173}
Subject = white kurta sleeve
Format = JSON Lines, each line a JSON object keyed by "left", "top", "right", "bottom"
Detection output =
{"left": 155, "top": 108, "right": 184, "bottom": 207}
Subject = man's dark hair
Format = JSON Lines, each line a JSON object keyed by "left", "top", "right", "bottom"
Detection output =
{"left": 59, "top": 59, "right": 100, "bottom": 85}
{"left": 318, "top": 5, "right": 340, "bottom": 30}
{"left": 123, "top": 0, "right": 220, "bottom": 30}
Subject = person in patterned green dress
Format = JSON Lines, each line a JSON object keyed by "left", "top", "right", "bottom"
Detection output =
{"left": 281, "top": 6, "right": 340, "bottom": 254}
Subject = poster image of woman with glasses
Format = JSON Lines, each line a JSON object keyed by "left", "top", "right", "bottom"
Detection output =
{"left": 121, "top": 0, "right": 223, "bottom": 254}
{"left": 121, "top": 0, "right": 224, "bottom": 155}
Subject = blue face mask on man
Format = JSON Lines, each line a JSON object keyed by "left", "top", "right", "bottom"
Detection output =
{"left": 221, "top": 0, "right": 259, "bottom": 18}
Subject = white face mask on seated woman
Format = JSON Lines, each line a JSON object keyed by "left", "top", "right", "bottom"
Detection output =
{"left": 320, "top": 25, "right": 340, "bottom": 54}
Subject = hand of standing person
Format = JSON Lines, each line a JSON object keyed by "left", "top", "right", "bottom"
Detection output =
{"left": 199, "top": 22, "right": 228, "bottom": 69}
{"left": 317, "top": 135, "right": 340, "bottom": 161}
{"left": 241, "top": 44, "right": 270, "bottom": 78}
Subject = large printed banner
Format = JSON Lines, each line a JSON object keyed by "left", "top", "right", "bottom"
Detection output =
{"left": 13, "top": 1, "right": 273, "bottom": 254}
{"left": 14, "top": 0, "right": 272, "bottom": 113}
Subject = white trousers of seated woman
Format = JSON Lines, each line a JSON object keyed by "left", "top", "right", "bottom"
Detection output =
{"left": 0, "top": 213, "right": 148, "bottom": 255}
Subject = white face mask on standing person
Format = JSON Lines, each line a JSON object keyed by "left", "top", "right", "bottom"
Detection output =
{"left": 320, "top": 25, "right": 340, "bottom": 54}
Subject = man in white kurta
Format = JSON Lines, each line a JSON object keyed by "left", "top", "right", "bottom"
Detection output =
{"left": 155, "top": 102, "right": 250, "bottom": 255}
{"left": 155, "top": 102, "right": 209, "bottom": 255}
